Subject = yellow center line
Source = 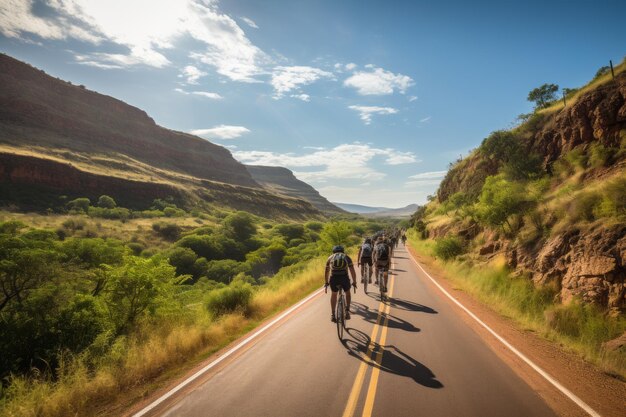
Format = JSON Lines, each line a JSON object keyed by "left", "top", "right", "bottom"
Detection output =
{"left": 361, "top": 276, "right": 394, "bottom": 417}
{"left": 342, "top": 261, "right": 395, "bottom": 417}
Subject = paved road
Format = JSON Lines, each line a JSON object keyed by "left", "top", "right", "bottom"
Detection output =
{"left": 158, "top": 245, "right": 556, "bottom": 417}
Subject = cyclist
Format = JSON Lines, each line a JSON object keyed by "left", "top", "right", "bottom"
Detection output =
{"left": 372, "top": 237, "right": 391, "bottom": 292}
{"left": 324, "top": 245, "right": 357, "bottom": 322}
{"left": 401, "top": 232, "right": 407, "bottom": 246}
{"left": 357, "top": 237, "right": 374, "bottom": 284}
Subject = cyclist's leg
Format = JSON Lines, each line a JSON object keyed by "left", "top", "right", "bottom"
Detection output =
{"left": 329, "top": 276, "right": 339, "bottom": 318}
{"left": 383, "top": 264, "right": 389, "bottom": 292}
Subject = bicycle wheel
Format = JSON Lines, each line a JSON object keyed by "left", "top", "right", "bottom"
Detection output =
{"left": 336, "top": 292, "right": 344, "bottom": 340}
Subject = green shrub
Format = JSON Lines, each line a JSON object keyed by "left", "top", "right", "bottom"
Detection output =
{"left": 588, "top": 143, "right": 615, "bottom": 168}
{"left": 126, "top": 242, "right": 144, "bottom": 256}
{"left": 163, "top": 207, "right": 185, "bottom": 217}
{"left": 97, "top": 195, "right": 117, "bottom": 209}
{"left": 62, "top": 218, "right": 86, "bottom": 231}
{"left": 205, "top": 283, "right": 253, "bottom": 316}
{"left": 223, "top": 211, "right": 257, "bottom": 240}
{"left": 433, "top": 236, "right": 464, "bottom": 261}
{"left": 152, "top": 222, "right": 181, "bottom": 241}
{"left": 67, "top": 197, "right": 91, "bottom": 213}
{"left": 304, "top": 221, "right": 323, "bottom": 232}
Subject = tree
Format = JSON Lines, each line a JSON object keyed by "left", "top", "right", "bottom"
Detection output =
{"left": 527, "top": 83, "right": 559, "bottom": 109}
{"left": 594, "top": 66, "right": 610, "bottom": 79}
{"left": 223, "top": 211, "right": 256, "bottom": 241}
{"left": 319, "top": 221, "right": 353, "bottom": 250}
{"left": 475, "top": 175, "right": 530, "bottom": 231}
{"left": 97, "top": 195, "right": 117, "bottom": 209}
{"left": 67, "top": 197, "right": 91, "bottom": 213}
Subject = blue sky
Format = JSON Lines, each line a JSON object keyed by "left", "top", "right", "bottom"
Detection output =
{"left": 1, "top": 0, "right": 625, "bottom": 207}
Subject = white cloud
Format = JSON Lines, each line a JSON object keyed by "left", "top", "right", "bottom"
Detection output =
{"left": 408, "top": 171, "right": 447, "bottom": 180}
{"left": 240, "top": 16, "right": 258, "bottom": 29}
{"left": 1, "top": 1, "right": 267, "bottom": 80}
{"left": 175, "top": 88, "right": 223, "bottom": 99}
{"left": 348, "top": 105, "right": 398, "bottom": 125}
{"left": 233, "top": 142, "right": 416, "bottom": 183}
{"left": 419, "top": 116, "right": 432, "bottom": 123}
{"left": 408, "top": 95, "right": 418, "bottom": 102}
{"left": 291, "top": 94, "right": 311, "bottom": 102}
{"left": 191, "top": 125, "right": 250, "bottom": 139}
{"left": 344, "top": 67, "right": 414, "bottom": 95}
{"left": 345, "top": 62, "right": 357, "bottom": 71}
{"left": 271, "top": 66, "right": 333, "bottom": 98}
{"left": 180, "top": 65, "right": 206, "bottom": 84}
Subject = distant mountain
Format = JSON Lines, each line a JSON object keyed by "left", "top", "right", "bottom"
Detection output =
{"left": 0, "top": 54, "right": 321, "bottom": 220}
{"left": 246, "top": 165, "right": 345, "bottom": 215}
{"left": 334, "top": 202, "right": 418, "bottom": 217}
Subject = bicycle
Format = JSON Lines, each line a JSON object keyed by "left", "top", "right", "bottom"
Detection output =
{"left": 325, "top": 282, "right": 356, "bottom": 340}
{"left": 361, "top": 262, "right": 370, "bottom": 294}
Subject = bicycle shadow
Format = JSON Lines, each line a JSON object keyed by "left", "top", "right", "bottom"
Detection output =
{"left": 388, "top": 298, "right": 438, "bottom": 314}
{"left": 351, "top": 302, "right": 420, "bottom": 333}
{"left": 342, "top": 328, "right": 443, "bottom": 389}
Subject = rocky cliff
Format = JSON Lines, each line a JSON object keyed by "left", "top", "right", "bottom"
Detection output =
{"left": 0, "top": 53, "right": 257, "bottom": 187}
{"left": 424, "top": 63, "right": 626, "bottom": 314}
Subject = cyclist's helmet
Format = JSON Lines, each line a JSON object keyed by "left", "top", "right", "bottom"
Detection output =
{"left": 332, "top": 245, "right": 344, "bottom": 253}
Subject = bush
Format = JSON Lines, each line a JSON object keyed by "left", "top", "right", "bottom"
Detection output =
{"left": 433, "top": 236, "right": 465, "bottom": 261}
{"left": 67, "top": 197, "right": 91, "bottom": 213}
{"left": 205, "top": 283, "right": 253, "bottom": 316}
{"left": 588, "top": 143, "right": 615, "bottom": 168}
{"left": 568, "top": 191, "right": 601, "bottom": 222}
{"left": 163, "top": 207, "right": 185, "bottom": 217}
{"left": 223, "top": 211, "right": 256, "bottom": 240}
{"left": 152, "top": 222, "right": 181, "bottom": 241}
{"left": 126, "top": 242, "right": 144, "bottom": 256}
{"left": 97, "top": 195, "right": 117, "bottom": 209}
{"left": 205, "top": 259, "right": 249, "bottom": 283}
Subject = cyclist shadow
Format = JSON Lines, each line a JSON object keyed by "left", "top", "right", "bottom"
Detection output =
{"left": 388, "top": 298, "right": 438, "bottom": 314}
{"left": 342, "top": 328, "right": 443, "bottom": 389}
{"left": 351, "top": 302, "right": 420, "bottom": 333}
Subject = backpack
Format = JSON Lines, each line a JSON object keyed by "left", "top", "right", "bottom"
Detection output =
{"left": 331, "top": 253, "right": 348, "bottom": 273}
{"left": 360, "top": 243, "right": 372, "bottom": 258}
{"left": 375, "top": 243, "right": 388, "bottom": 261}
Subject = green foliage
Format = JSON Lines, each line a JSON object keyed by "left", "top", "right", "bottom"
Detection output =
{"left": 223, "top": 211, "right": 256, "bottom": 241}
{"left": 62, "top": 238, "right": 125, "bottom": 268}
{"left": 433, "top": 236, "right": 464, "bottom": 261}
{"left": 152, "top": 222, "right": 182, "bottom": 241}
{"left": 273, "top": 223, "right": 305, "bottom": 241}
{"left": 205, "top": 283, "right": 253, "bottom": 316}
{"left": 478, "top": 130, "right": 542, "bottom": 180}
{"left": 588, "top": 142, "right": 615, "bottom": 168}
{"left": 67, "top": 197, "right": 90, "bottom": 213}
{"left": 105, "top": 257, "right": 176, "bottom": 334}
{"left": 304, "top": 221, "right": 323, "bottom": 232}
{"left": 246, "top": 240, "right": 287, "bottom": 278}
{"left": 205, "top": 259, "right": 250, "bottom": 283}
{"left": 177, "top": 234, "right": 223, "bottom": 260}
{"left": 319, "top": 221, "right": 354, "bottom": 250}
{"left": 568, "top": 191, "right": 601, "bottom": 222}
{"left": 475, "top": 175, "right": 532, "bottom": 230}
{"left": 163, "top": 206, "right": 185, "bottom": 217}
{"left": 88, "top": 206, "right": 131, "bottom": 220}
{"left": 167, "top": 246, "right": 198, "bottom": 277}
{"left": 97, "top": 195, "right": 117, "bottom": 209}
{"left": 594, "top": 66, "right": 610, "bottom": 79}
{"left": 527, "top": 83, "right": 559, "bottom": 109}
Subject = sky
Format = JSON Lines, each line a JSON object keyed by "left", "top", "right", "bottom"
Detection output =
{"left": 1, "top": 0, "right": 625, "bottom": 208}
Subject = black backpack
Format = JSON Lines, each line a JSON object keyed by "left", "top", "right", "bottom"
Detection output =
{"left": 331, "top": 253, "right": 348, "bottom": 272}
{"left": 375, "top": 243, "right": 388, "bottom": 261}
{"left": 360, "top": 243, "right": 372, "bottom": 258}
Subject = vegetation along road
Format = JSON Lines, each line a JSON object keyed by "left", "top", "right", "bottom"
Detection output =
{"left": 131, "top": 244, "right": 603, "bottom": 417}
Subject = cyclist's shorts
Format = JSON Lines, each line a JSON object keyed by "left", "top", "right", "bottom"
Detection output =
{"left": 360, "top": 257, "right": 373, "bottom": 266}
{"left": 329, "top": 274, "right": 351, "bottom": 293}
{"left": 375, "top": 261, "right": 389, "bottom": 272}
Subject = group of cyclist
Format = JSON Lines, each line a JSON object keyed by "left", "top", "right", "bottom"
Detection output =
{"left": 324, "top": 228, "right": 407, "bottom": 322}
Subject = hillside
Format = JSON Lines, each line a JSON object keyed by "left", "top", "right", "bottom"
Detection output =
{"left": 245, "top": 165, "right": 344, "bottom": 215}
{"left": 414, "top": 59, "right": 626, "bottom": 315}
{"left": 335, "top": 202, "right": 418, "bottom": 217}
{"left": 0, "top": 54, "right": 321, "bottom": 219}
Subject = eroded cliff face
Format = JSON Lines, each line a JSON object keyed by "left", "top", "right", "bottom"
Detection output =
{"left": 531, "top": 72, "right": 626, "bottom": 165}
{"left": 0, "top": 53, "right": 258, "bottom": 188}
{"left": 513, "top": 226, "right": 626, "bottom": 315}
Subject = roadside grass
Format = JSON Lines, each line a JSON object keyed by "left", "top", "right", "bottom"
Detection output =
{"left": 407, "top": 233, "right": 626, "bottom": 379}
{"left": 0, "top": 256, "right": 327, "bottom": 417}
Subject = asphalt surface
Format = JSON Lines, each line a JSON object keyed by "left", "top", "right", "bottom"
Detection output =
{"left": 158, "top": 244, "right": 556, "bottom": 417}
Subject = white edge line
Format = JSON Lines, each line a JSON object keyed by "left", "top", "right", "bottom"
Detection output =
{"left": 133, "top": 288, "right": 324, "bottom": 417}
{"left": 407, "top": 250, "right": 602, "bottom": 417}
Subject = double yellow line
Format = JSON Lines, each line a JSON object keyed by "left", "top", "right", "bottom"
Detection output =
{"left": 342, "top": 269, "right": 394, "bottom": 417}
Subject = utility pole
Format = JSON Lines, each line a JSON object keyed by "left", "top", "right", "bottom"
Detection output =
{"left": 610, "top": 60, "right": 615, "bottom": 80}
